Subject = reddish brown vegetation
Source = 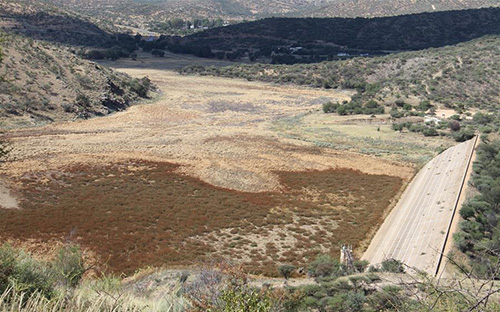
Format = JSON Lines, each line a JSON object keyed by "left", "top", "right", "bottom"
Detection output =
{"left": 0, "top": 161, "right": 402, "bottom": 276}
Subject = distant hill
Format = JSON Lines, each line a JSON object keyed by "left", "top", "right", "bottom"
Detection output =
{"left": 170, "top": 7, "right": 500, "bottom": 62}
{"left": 180, "top": 34, "right": 500, "bottom": 111}
{"left": 40, "top": 0, "right": 500, "bottom": 28}
{"left": 0, "top": 0, "right": 121, "bottom": 47}
{"left": 306, "top": 0, "right": 500, "bottom": 18}
{"left": 0, "top": 34, "right": 153, "bottom": 128}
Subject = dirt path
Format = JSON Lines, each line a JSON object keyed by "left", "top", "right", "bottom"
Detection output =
{"left": 362, "top": 138, "right": 476, "bottom": 274}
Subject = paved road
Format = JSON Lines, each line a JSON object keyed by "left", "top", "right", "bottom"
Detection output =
{"left": 362, "top": 138, "right": 476, "bottom": 274}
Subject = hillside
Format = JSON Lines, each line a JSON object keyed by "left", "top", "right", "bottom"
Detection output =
{"left": 0, "top": 0, "right": 120, "bottom": 47}
{"left": 308, "top": 0, "right": 500, "bottom": 18}
{"left": 0, "top": 34, "right": 153, "bottom": 128}
{"left": 172, "top": 7, "right": 500, "bottom": 61}
{"left": 180, "top": 35, "right": 500, "bottom": 111}
{"left": 42, "top": 0, "right": 500, "bottom": 25}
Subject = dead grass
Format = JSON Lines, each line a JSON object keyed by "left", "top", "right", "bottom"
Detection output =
{"left": 0, "top": 57, "right": 419, "bottom": 278}
{"left": 272, "top": 111, "right": 454, "bottom": 164}
{"left": 0, "top": 161, "right": 402, "bottom": 277}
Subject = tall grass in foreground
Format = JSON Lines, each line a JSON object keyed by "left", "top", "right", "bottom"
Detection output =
{"left": 0, "top": 286, "right": 186, "bottom": 312}
{"left": 0, "top": 243, "right": 187, "bottom": 311}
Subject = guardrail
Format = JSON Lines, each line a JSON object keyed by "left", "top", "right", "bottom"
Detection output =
{"left": 434, "top": 135, "right": 479, "bottom": 277}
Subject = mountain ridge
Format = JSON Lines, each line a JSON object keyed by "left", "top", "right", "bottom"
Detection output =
{"left": 39, "top": 0, "right": 500, "bottom": 28}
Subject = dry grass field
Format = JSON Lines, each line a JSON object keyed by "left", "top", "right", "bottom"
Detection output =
{"left": 0, "top": 53, "right": 436, "bottom": 276}
{"left": 272, "top": 113, "right": 455, "bottom": 164}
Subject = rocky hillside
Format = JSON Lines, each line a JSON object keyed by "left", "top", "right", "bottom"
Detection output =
{"left": 0, "top": 0, "right": 120, "bottom": 47}
{"left": 0, "top": 35, "right": 153, "bottom": 128}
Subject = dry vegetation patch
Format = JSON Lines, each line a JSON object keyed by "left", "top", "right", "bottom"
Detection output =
{"left": 0, "top": 161, "right": 401, "bottom": 277}
{"left": 0, "top": 60, "right": 420, "bottom": 278}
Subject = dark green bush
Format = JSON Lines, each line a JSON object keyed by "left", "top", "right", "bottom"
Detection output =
{"left": 0, "top": 244, "right": 54, "bottom": 300}
{"left": 452, "top": 128, "right": 475, "bottom": 142}
{"left": 322, "top": 101, "right": 339, "bottom": 113}
{"left": 308, "top": 254, "right": 345, "bottom": 279}
{"left": 278, "top": 264, "right": 295, "bottom": 280}
{"left": 381, "top": 259, "right": 405, "bottom": 273}
{"left": 423, "top": 127, "right": 438, "bottom": 136}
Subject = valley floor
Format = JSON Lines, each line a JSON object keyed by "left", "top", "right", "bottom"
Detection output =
{"left": 0, "top": 53, "right": 451, "bottom": 276}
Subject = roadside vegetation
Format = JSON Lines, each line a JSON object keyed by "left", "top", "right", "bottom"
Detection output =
{"left": 1, "top": 245, "right": 499, "bottom": 311}
{"left": 454, "top": 138, "right": 500, "bottom": 279}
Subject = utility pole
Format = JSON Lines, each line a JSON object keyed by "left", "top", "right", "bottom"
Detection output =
{"left": 340, "top": 244, "right": 355, "bottom": 272}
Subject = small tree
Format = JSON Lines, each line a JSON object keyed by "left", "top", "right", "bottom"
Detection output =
{"left": 449, "top": 120, "right": 461, "bottom": 132}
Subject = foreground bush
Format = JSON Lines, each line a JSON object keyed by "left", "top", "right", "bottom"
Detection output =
{"left": 0, "top": 244, "right": 54, "bottom": 300}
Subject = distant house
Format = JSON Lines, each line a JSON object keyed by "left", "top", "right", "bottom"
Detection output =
{"left": 337, "top": 52, "right": 350, "bottom": 56}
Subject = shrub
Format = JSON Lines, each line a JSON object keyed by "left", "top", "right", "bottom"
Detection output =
{"left": 218, "top": 287, "right": 272, "bottom": 312}
{"left": 381, "top": 259, "right": 405, "bottom": 273}
{"left": 395, "top": 99, "right": 405, "bottom": 107}
{"left": 353, "top": 260, "right": 369, "bottom": 272}
{"left": 322, "top": 101, "right": 339, "bottom": 113}
{"left": 452, "top": 129, "right": 475, "bottom": 142}
{"left": 151, "top": 49, "right": 165, "bottom": 57}
{"left": 403, "top": 103, "right": 413, "bottom": 111}
{"left": 449, "top": 120, "right": 461, "bottom": 131}
{"left": 84, "top": 49, "right": 105, "bottom": 60}
{"left": 459, "top": 204, "right": 475, "bottom": 220}
{"left": 0, "top": 244, "right": 54, "bottom": 300}
{"left": 52, "top": 245, "right": 85, "bottom": 288}
{"left": 303, "top": 296, "right": 319, "bottom": 308}
{"left": 423, "top": 127, "right": 438, "bottom": 136}
{"left": 129, "top": 77, "right": 151, "bottom": 98}
{"left": 336, "top": 105, "right": 348, "bottom": 115}
{"left": 308, "top": 254, "right": 345, "bottom": 279}
{"left": 390, "top": 107, "right": 404, "bottom": 118}
{"left": 417, "top": 100, "right": 433, "bottom": 112}
{"left": 392, "top": 123, "right": 404, "bottom": 132}
{"left": 0, "top": 140, "right": 10, "bottom": 162}
{"left": 278, "top": 264, "right": 295, "bottom": 280}
{"left": 473, "top": 112, "right": 494, "bottom": 125}
{"left": 75, "top": 94, "right": 90, "bottom": 107}
{"left": 0, "top": 244, "right": 16, "bottom": 294}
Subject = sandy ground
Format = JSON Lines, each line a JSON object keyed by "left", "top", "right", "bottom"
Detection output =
{"left": 1, "top": 57, "right": 414, "bottom": 194}
{"left": 362, "top": 138, "right": 476, "bottom": 274}
{"left": 0, "top": 181, "right": 18, "bottom": 209}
